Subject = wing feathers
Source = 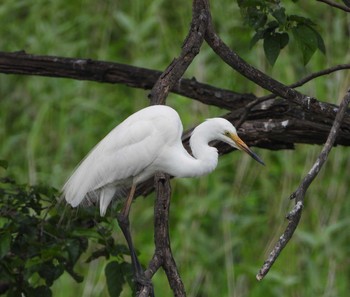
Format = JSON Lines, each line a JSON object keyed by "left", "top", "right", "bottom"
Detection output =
{"left": 63, "top": 120, "right": 159, "bottom": 209}
{"left": 63, "top": 105, "right": 183, "bottom": 215}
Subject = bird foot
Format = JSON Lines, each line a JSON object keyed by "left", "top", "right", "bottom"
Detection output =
{"left": 134, "top": 273, "right": 154, "bottom": 297}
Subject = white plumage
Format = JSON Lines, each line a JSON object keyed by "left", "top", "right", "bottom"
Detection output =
{"left": 63, "top": 105, "right": 264, "bottom": 216}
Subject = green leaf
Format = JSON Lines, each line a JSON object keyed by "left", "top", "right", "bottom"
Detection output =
{"left": 267, "top": 20, "right": 279, "bottom": 29}
{"left": 0, "top": 160, "right": 8, "bottom": 169}
{"left": 27, "top": 286, "right": 52, "bottom": 297}
{"left": 279, "top": 32, "right": 289, "bottom": 49}
{"left": 105, "top": 261, "right": 126, "bottom": 297}
{"left": 252, "top": 12, "right": 267, "bottom": 30}
{"left": 65, "top": 239, "right": 83, "bottom": 264}
{"left": 289, "top": 15, "right": 316, "bottom": 27}
{"left": 38, "top": 262, "right": 64, "bottom": 286}
{"left": 292, "top": 24, "right": 318, "bottom": 65}
{"left": 71, "top": 228, "right": 103, "bottom": 239}
{"left": 264, "top": 33, "right": 281, "bottom": 65}
{"left": 312, "top": 28, "right": 326, "bottom": 54}
{"left": 0, "top": 232, "right": 11, "bottom": 258}
{"left": 272, "top": 7, "right": 287, "bottom": 25}
{"left": 250, "top": 30, "right": 264, "bottom": 48}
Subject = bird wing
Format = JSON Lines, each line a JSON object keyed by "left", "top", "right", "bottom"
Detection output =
{"left": 63, "top": 118, "right": 163, "bottom": 208}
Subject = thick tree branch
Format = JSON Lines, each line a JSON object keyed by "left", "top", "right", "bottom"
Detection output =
{"left": 204, "top": 29, "right": 301, "bottom": 103}
{"left": 2, "top": 47, "right": 350, "bottom": 114}
{"left": 203, "top": 7, "right": 301, "bottom": 101}
{"left": 152, "top": 174, "right": 185, "bottom": 295}
{"left": 0, "top": 51, "right": 255, "bottom": 110}
{"left": 1, "top": 50, "right": 350, "bottom": 121}
{"left": 256, "top": 88, "right": 350, "bottom": 281}
{"left": 137, "top": 1, "right": 209, "bottom": 295}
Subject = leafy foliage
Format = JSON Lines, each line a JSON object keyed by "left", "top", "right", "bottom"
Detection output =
{"left": 0, "top": 163, "right": 133, "bottom": 297}
{"left": 105, "top": 261, "right": 136, "bottom": 297}
{"left": 238, "top": 0, "right": 326, "bottom": 65}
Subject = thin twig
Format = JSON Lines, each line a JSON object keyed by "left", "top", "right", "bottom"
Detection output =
{"left": 289, "top": 64, "right": 350, "bottom": 89}
{"left": 235, "top": 63, "right": 350, "bottom": 128}
{"left": 256, "top": 88, "right": 350, "bottom": 281}
{"left": 316, "top": 0, "right": 350, "bottom": 12}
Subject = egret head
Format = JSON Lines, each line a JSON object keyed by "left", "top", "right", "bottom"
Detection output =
{"left": 210, "top": 118, "right": 265, "bottom": 165}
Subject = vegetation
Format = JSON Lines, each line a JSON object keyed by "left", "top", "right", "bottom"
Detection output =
{"left": 1, "top": 0, "right": 350, "bottom": 296}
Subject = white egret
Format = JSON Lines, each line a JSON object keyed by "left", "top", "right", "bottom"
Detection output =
{"left": 62, "top": 105, "right": 264, "bottom": 287}
{"left": 63, "top": 105, "right": 264, "bottom": 215}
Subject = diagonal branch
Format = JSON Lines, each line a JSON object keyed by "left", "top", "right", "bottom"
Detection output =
{"left": 203, "top": 4, "right": 302, "bottom": 102}
{"left": 256, "top": 88, "right": 350, "bottom": 281}
{"left": 148, "top": 0, "right": 208, "bottom": 105}
{"left": 202, "top": 0, "right": 339, "bottom": 118}
{"left": 316, "top": 0, "right": 350, "bottom": 12}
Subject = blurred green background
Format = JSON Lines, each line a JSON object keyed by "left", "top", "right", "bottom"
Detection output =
{"left": 1, "top": 0, "right": 350, "bottom": 296}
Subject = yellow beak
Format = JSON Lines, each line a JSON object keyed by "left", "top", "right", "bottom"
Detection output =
{"left": 231, "top": 134, "right": 265, "bottom": 165}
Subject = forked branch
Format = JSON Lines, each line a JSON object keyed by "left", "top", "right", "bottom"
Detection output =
{"left": 138, "top": 1, "right": 209, "bottom": 296}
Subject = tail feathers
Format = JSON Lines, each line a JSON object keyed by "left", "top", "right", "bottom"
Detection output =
{"left": 63, "top": 171, "right": 95, "bottom": 208}
{"left": 99, "top": 186, "right": 116, "bottom": 216}
{"left": 63, "top": 182, "right": 130, "bottom": 216}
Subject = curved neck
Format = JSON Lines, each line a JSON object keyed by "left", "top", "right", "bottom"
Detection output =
{"left": 162, "top": 122, "right": 219, "bottom": 178}
{"left": 170, "top": 125, "right": 218, "bottom": 177}
{"left": 188, "top": 125, "right": 218, "bottom": 176}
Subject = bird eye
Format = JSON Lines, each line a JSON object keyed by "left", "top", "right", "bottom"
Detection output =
{"left": 224, "top": 131, "right": 230, "bottom": 137}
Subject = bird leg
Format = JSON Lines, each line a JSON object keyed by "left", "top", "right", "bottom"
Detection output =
{"left": 116, "top": 184, "right": 154, "bottom": 295}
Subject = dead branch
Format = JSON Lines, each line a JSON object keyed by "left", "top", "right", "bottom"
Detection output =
{"left": 235, "top": 63, "right": 350, "bottom": 127}
{"left": 256, "top": 88, "right": 350, "bottom": 281}
{"left": 289, "top": 64, "right": 350, "bottom": 88}
{"left": 0, "top": 51, "right": 254, "bottom": 110}
{"left": 3, "top": 50, "right": 349, "bottom": 143}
